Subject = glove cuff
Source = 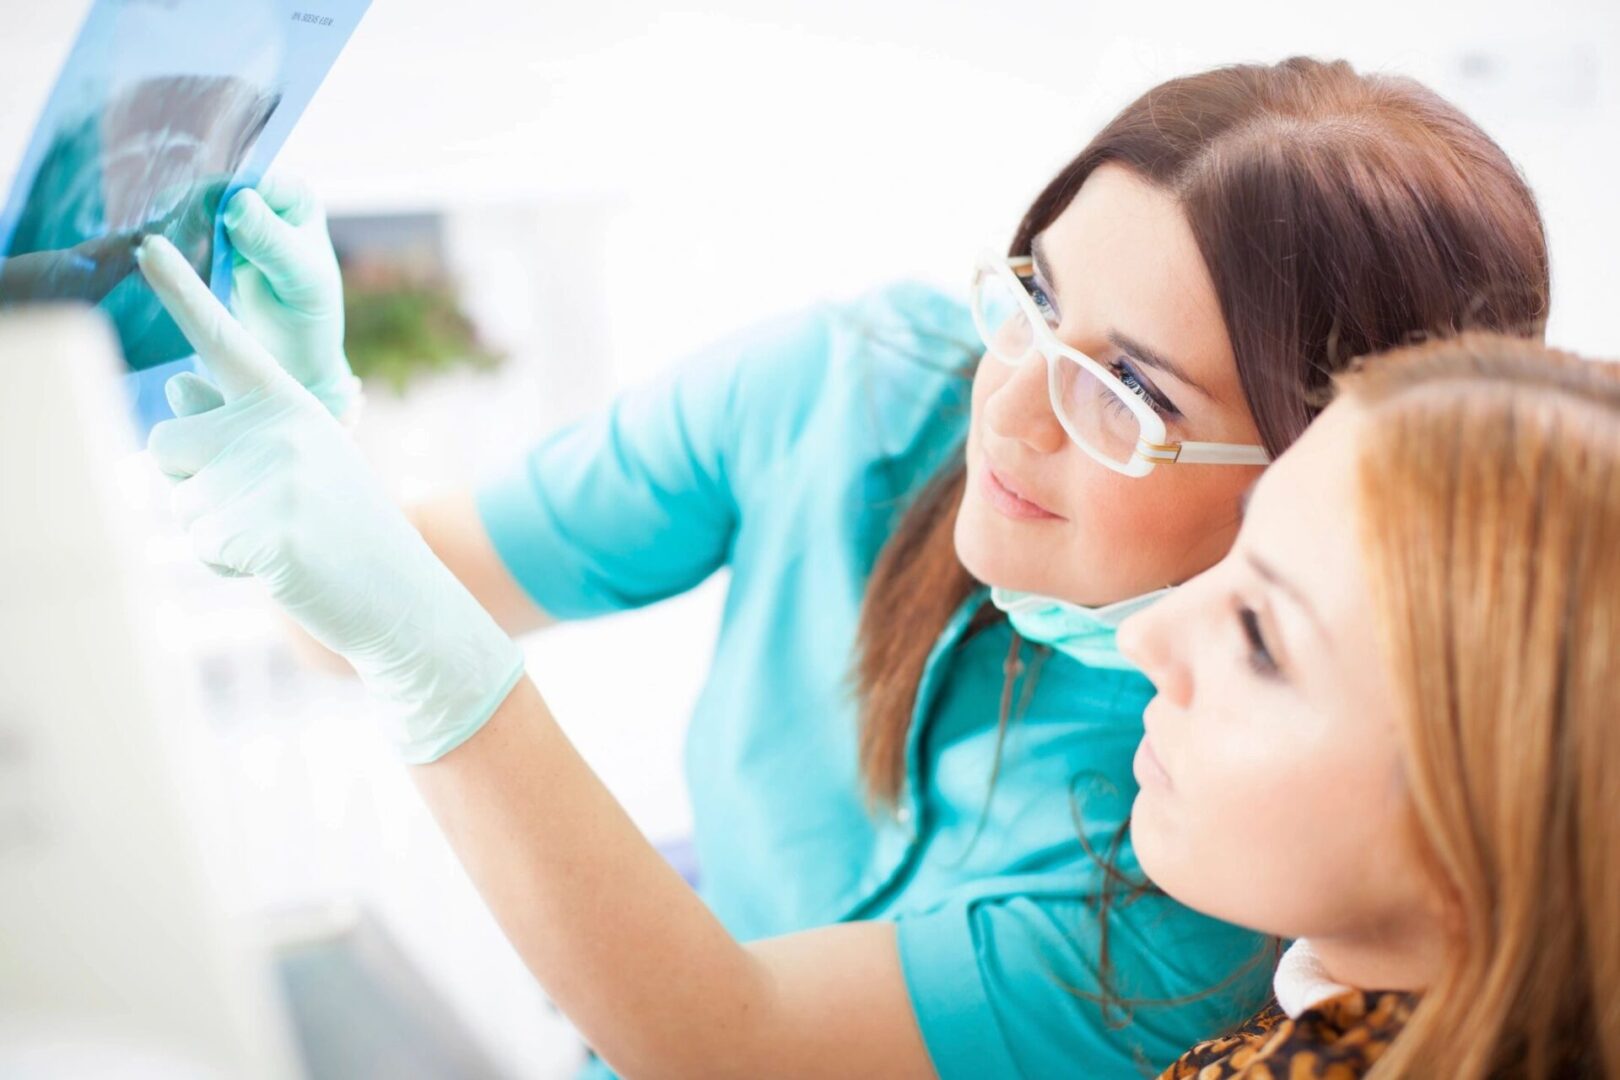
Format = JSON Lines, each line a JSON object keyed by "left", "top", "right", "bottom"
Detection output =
{"left": 393, "top": 649, "right": 526, "bottom": 765}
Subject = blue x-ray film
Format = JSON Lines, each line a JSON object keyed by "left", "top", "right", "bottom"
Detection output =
{"left": 0, "top": 0, "right": 370, "bottom": 425}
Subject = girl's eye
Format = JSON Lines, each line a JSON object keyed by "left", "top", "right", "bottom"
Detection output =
{"left": 1238, "top": 606, "right": 1281, "bottom": 680}
{"left": 1110, "top": 359, "right": 1178, "bottom": 418}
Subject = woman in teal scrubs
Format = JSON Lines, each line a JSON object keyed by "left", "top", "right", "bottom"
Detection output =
{"left": 143, "top": 58, "right": 1548, "bottom": 1076}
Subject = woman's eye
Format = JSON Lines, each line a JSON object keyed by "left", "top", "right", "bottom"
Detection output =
{"left": 1024, "top": 279, "right": 1060, "bottom": 327}
{"left": 1238, "top": 606, "right": 1281, "bottom": 680}
{"left": 1110, "top": 359, "right": 1177, "bottom": 418}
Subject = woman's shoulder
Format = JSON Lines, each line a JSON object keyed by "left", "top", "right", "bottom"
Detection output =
{"left": 720, "top": 278, "right": 974, "bottom": 372}
{"left": 715, "top": 279, "right": 975, "bottom": 411}
{"left": 718, "top": 280, "right": 978, "bottom": 490}
{"left": 822, "top": 280, "right": 980, "bottom": 387}
{"left": 815, "top": 279, "right": 980, "bottom": 444}
{"left": 1157, "top": 990, "right": 1416, "bottom": 1079}
{"left": 828, "top": 278, "right": 977, "bottom": 341}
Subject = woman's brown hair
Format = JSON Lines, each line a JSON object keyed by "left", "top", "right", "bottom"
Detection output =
{"left": 1340, "top": 336, "right": 1620, "bottom": 1079}
{"left": 855, "top": 56, "right": 1550, "bottom": 803}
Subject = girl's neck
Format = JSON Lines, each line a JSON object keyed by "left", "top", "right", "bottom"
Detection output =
{"left": 1306, "top": 923, "right": 1444, "bottom": 995}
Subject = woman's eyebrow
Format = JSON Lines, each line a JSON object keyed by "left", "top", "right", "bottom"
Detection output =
{"left": 1108, "top": 330, "right": 1216, "bottom": 400}
{"left": 1030, "top": 233, "right": 1062, "bottom": 300}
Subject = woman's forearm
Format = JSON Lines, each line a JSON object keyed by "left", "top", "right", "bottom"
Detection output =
{"left": 408, "top": 491, "right": 556, "bottom": 637}
{"left": 411, "top": 677, "right": 766, "bottom": 1075}
{"left": 410, "top": 678, "right": 932, "bottom": 1080}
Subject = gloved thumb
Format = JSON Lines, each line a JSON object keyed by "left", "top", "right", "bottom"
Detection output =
{"left": 223, "top": 188, "right": 300, "bottom": 284}
{"left": 250, "top": 176, "right": 322, "bottom": 229}
{"left": 137, "top": 234, "right": 284, "bottom": 402}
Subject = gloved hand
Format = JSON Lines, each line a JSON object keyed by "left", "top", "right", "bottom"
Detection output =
{"left": 222, "top": 177, "right": 361, "bottom": 419}
{"left": 140, "top": 233, "right": 522, "bottom": 763}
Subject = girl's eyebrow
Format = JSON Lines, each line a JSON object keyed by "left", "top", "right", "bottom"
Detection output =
{"left": 1030, "top": 233, "right": 1215, "bottom": 401}
{"left": 1247, "top": 550, "right": 1328, "bottom": 640}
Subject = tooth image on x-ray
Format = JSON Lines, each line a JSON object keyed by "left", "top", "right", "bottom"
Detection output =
{"left": 0, "top": 75, "right": 281, "bottom": 371}
{"left": 0, "top": 0, "right": 371, "bottom": 388}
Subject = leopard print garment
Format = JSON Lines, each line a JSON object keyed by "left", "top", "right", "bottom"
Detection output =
{"left": 1157, "top": 989, "right": 1416, "bottom": 1079}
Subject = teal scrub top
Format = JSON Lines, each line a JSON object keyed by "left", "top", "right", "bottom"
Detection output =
{"left": 476, "top": 283, "right": 1270, "bottom": 1078}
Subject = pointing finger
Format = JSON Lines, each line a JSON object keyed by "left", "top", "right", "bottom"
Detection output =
{"left": 136, "top": 234, "right": 283, "bottom": 401}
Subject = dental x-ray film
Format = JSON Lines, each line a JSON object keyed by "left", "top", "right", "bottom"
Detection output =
{"left": 0, "top": 0, "right": 371, "bottom": 372}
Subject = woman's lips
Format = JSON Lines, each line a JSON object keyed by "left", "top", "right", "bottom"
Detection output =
{"left": 978, "top": 461, "right": 1064, "bottom": 521}
{"left": 1133, "top": 734, "right": 1173, "bottom": 791}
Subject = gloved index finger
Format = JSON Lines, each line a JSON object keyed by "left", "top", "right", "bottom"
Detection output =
{"left": 136, "top": 234, "right": 283, "bottom": 401}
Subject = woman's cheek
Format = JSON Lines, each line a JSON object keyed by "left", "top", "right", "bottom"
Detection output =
{"left": 1048, "top": 470, "right": 1185, "bottom": 597}
{"left": 1129, "top": 472, "right": 1248, "bottom": 587}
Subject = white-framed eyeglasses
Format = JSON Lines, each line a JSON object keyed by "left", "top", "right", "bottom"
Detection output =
{"left": 970, "top": 250, "right": 1271, "bottom": 478}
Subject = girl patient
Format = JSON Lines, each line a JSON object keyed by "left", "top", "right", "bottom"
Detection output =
{"left": 1120, "top": 334, "right": 1620, "bottom": 1079}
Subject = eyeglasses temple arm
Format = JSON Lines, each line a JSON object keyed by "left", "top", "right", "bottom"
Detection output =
{"left": 1142, "top": 441, "right": 1271, "bottom": 466}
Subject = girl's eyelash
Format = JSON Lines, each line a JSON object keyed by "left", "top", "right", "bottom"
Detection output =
{"left": 1238, "top": 606, "right": 1281, "bottom": 679}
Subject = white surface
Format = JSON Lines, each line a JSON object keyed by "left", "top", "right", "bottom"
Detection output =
{"left": 0, "top": 309, "right": 299, "bottom": 1080}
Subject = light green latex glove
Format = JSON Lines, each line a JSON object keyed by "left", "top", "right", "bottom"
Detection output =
{"left": 140, "top": 234, "right": 522, "bottom": 763}
{"left": 223, "top": 177, "right": 361, "bottom": 419}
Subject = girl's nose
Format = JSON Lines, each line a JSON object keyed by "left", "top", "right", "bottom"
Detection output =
{"left": 1118, "top": 597, "right": 1193, "bottom": 706}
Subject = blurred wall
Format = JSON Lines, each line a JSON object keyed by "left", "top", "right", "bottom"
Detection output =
{"left": 312, "top": 1, "right": 1620, "bottom": 360}
{"left": 4, "top": 1, "right": 1617, "bottom": 366}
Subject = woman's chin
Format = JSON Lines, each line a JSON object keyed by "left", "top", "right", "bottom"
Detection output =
{"left": 952, "top": 499, "right": 1100, "bottom": 601}
{"left": 952, "top": 502, "right": 1019, "bottom": 589}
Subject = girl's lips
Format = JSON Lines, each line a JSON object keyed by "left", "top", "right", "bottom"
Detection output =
{"left": 978, "top": 462, "right": 1064, "bottom": 521}
{"left": 1133, "top": 734, "right": 1173, "bottom": 791}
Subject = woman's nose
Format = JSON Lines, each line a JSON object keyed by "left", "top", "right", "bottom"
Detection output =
{"left": 1118, "top": 599, "right": 1193, "bottom": 706}
{"left": 983, "top": 355, "right": 1068, "bottom": 454}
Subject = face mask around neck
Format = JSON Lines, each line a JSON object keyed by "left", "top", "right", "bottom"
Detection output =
{"left": 988, "top": 585, "right": 1170, "bottom": 670}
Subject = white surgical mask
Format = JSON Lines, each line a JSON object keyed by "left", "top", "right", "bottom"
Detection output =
{"left": 989, "top": 585, "right": 1170, "bottom": 670}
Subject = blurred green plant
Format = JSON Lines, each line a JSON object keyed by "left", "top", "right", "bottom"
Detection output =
{"left": 343, "top": 280, "right": 505, "bottom": 394}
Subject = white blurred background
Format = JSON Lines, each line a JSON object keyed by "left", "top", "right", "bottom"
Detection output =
{"left": 2, "top": 2, "right": 1617, "bottom": 1076}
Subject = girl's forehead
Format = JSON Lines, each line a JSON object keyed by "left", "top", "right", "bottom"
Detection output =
{"left": 1244, "top": 406, "right": 1381, "bottom": 644}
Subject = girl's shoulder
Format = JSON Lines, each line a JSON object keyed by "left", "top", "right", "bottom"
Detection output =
{"left": 1157, "top": 990, "right": 1416, "bottom": 1079}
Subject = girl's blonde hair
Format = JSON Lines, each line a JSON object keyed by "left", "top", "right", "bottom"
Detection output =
{"left": 1341, "top": 334, "right": 1620, "bottom": 1078}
